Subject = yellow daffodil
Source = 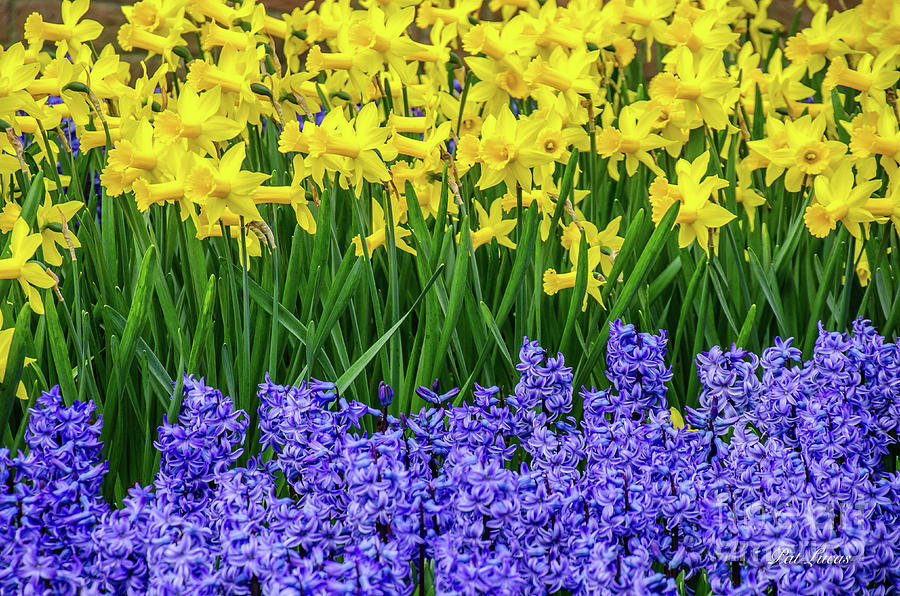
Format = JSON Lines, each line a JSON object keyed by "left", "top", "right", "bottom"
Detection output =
{"left": 352, "top": 197, "right": 416, "bottom": 257}
{"left": 804, "top": 162, "right": 881, "bottom": 240}
{"left": 559, "top": 217, "right": 623, "bottom": 278}
{"left": 854, "top": 242, "right": 870, "bottom": 287}
{"left": 865, "top": 166, "right": 900, "bottom": 235}
{"left": 614, "top": 0, "right": 675, "bottom": 60}
{"left": 664, "top": 10, "right": 738, "bottom": 54}
{"left": 0, "top": 219, "right": 55, "bottom": 314}
{"left": 470, "top": 106, "right": 542, "bottom": 192}
{"left": 823, "top": 50, "right": 900, "bottom": 104}
{"left": 596, "top": 103, "right": 672, "bottom": 180}
{"left": 101, "top": 119, "right": 166, "bottom": 196}
{"left": 499, "top": 183, "right": 580, "bottom": 242}
{"left": 186, "top": 47, "right": 265, "bottom": 122}
{"left": 650, "top": 47, "right": 736, "bottom": 130}
{"left": 850, "top": 111, "right": 900, "bottom": 166}
{"left": 784, "top": 6, "right": 853, "bottom": 74}
{"left": 132, "top": 144, "right": 197, "bottom": 221}
{"left": 122, "top": 0, "right": 188, "bottom": 34}
{"left": 466, "top": 55, "right": 531, "bottom": 115}
{"left": 748, "top": 114, "right": 847, "bottom": 192}
{"left": 465, "top": 198, "right": 517, "bottom": 252}
{"left": 185, "top": 143, "right": 270, "bottom": 225}
{"left": 195, "top": 211, "right": 263, "bottom": 267}
{"left": 306, "top": 103, "right": 397, "bottom": 192}
{"left": 415, "top": 0, "right": 480, "bottom": 38}
{"left": 389, "top": 121, "right": 451, "bottom": 170}
{"left": 253, "top": 157, "right": 317, "bottom": 234}
{"left": 154, "top": 87, "right": 243, "bottom": 156}
{"left": 35, "top": 199, "right": 83, "bottom": 267}
{"left": 734, "top": 163, "right": 766, "bottom": 231}
{"left": 0, "top": 44, "right": 42, "bottom": 122}
{"left": 543, "top": 242, "right": 606, "bottom": 310}
{"left": 525, "top": 47, "right": 600, "bottom": 115}
{"left": 24, "top": 0, "right": 103, "bottom": 58}
{"left": 348, "top": 6, "right": 419, "bottom": 82}
{"left": 650, "top": 151, "right": 734, "bottom": 255}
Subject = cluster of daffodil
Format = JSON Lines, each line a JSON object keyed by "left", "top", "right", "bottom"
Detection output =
{"left": 1, "top": 0, "right": 900, "bottom": 399}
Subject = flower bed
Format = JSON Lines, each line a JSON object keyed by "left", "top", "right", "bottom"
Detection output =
{"left": 2, "top": 320, "right": 898, "bottom": 594}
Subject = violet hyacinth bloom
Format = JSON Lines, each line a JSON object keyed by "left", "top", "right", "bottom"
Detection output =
{"left": 1, "top": 318, "right": 899, "bottom": 594}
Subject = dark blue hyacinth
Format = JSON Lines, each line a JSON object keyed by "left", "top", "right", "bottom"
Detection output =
{"left": 0, "top": 319, "right": 899, "bottom": 594}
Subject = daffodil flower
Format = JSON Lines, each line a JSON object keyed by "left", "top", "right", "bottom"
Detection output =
{"left": 154, "top": 87, "right": 243, "bottom": 155}
{"left": 348, "top": 6, "right": 420, "bottom": 82}
{"left": 36, "top": 198, "right": 83, "bottom": 267}
{"left": 525, "top": 46, "right": 600, "bottom": 116}
{"left": 614, "top": 0, "right": 674, "bottom": 59}
{"left": 415, "top": 0, "right": 480, "bottom": 38}
{"left": 596, "top": 103, "right": 671, "bottom": 180}
{"left": 352, "top": 197, "right": 416, "bottom": 257}
{"left": 650, "top": 152, "right": 733, "bottom": 256}
{"left": 543, "top": 242, "right": 607, "bottom": 310}
{"left": 23, "top": 0, "right": 103, "bottom": 59}
{"left": 650, "top": 47, "right": 737, "bottom": 131}
{"left": 850, "top": 110, "right": 900, "bottom": 165}
{"left": 824, "top": 50, "right": 900, "bottom": 104}
{"left": 559, "top": 217, "right": 623, "bottom": 280}
{"left": 185, "top": 143, "right": 269, "bottom": 225}
{"left": 0, "top": 44, "right": 41, "bottom": 122}
{"left": 252, "top": 156, "right": 317, "bottom": 235}
{"left": 804, "top": 162, "right": 881, "bottom": 240}
{"left": 0, "top": 219, "right": 55, "bottom": 314}
{"left": 748, "top": 114, "right": 847, "bottom": 192}
{"left": 465, "top": 198, "right": 517, "bottom": 252}
{"left": 466, "top": 55, "right": 531, "bottom": 115}
{"left": 472, "top": 106, "right": 542, "bottom": 192}
{"left": 784, "top": 6, "right": 853, "bottom": 74}
{"left": 306, "top": 103, "right": 397, "bottom": 193}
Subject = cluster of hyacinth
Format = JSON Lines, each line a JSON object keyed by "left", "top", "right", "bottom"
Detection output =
{"left": 1, "top": 318, "right": 899, "bottom": 595}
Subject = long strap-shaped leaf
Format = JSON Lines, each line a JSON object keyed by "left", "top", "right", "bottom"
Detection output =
{"left": 336, "top": 264, "right": 444, "bottom": 395}
{"left": 455, "top": 203, "right": 540, "bottom": 403}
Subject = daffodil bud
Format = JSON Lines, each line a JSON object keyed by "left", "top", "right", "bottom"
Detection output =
{"left": 173, "top": 45, "right": 193, "bottom": 62}
{"left": 63, "top": 81, "right": 91, "bottom": 94}
{"left": 251, "top": 83, "right": 274, "bottom": 100}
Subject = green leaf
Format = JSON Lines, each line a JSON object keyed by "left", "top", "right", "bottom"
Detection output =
{"left": 0, "top": 305, "right": 31, "bottom": 434}
{"left": 602, "top": 208, "right": 646, "bottom": 303}
{"left": 547, "top": 150, "right": 579, "bottom": 234}
{"left": 189, "top": 275, "right": 218, "bottom": 373}
{"left": 431, "top": 216, "right": 470, "bottom": 385}
{"left": 560, "top": 230, "right": 589, "bottom": 354}
{"left": 114, "top": 246, "right": 157, "bottom": 388}
{"left": 457, "top": 203, "right": 539, "bottom": 400}
{"left": 336, "top": 264, "right": 443, "bottom": 394}
{"left": 673, "top": 257, "right": 708, "bottom": 360}
{"left": 803, "top": 230, "right": 847, "bottom": 354}
{"left": 737, "top": 303, "right": 757, "bottom": 348}
{"left": 648, "top": 256, "right": 681, "bottom": 303}
{"left": 479, "top": 301, "right": 513, "bottom": 369}
{"left": 748, "top": 247, "right": 789, "bottom": 338}
{"left": 43, "top": 298, "right": 77, "bottom": 406}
